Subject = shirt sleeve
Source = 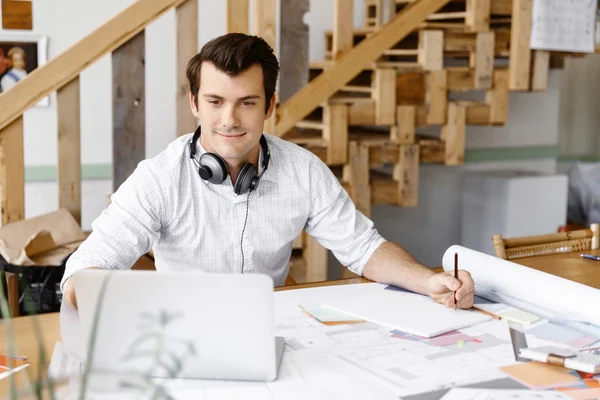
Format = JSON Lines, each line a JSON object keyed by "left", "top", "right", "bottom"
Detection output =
{"left": 304, "top": 157, "right": 387, "bottom": 276}
{"left": 61, "top": 160, "right": 166, "bottom": 291}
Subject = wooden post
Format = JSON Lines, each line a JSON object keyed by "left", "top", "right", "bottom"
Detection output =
{"left": 280, "top": 0, "right": 309, "bottom": 103}
{"left": 492, "top": 234, "right": 507, "bottom": 259}
{"left": 394, "top": 144, "right": 419, "bottom": 207}
{"left": 113, "top": 31, "right": 146, "bottom": 192}
{"left": 323, "top": 104, "right": 349, "bottom": 165}
{"left": 466, "top": 0, "right": 490, "bottom": 32}
{"left": 226, "top": 0, "right": 249, "bottom": 34}
{"left": 441, "top": 103, "right": 466, "bottom": 165}
{"left": 333, "top": 0, "right": 354, "bottom": 60}
{"left": 374, "top": 68, "right": 397, "bottom": 125}
{"left": 418, "top": 30, "right": 444, "bottom": 71}
{"left": 176, "top": 0, "right": 198, "bottom": 136}
{"left": 474, "top": 31, "right": 494, "bottom": 89}
{"left": 486, "top": 69, "right": 509, "bottom": 124}
{"left": 531, "top": 50, "right": 550, "bottom": 91}
{"left": 425, "top": 70, "right": 447, "bottom": 125}
{"left": 392, "top": 105, "right": 416, "bottom": 144}
{"left": 57, "top": 77, "right": 82, "bottom": 225}
{"left": 509, "top": 0, "right": 533, "bottom": 90}
{"left": 304, "top": 234, "right": 328, "bottom": 282}
{"left": 0, "top": 117, "right": 24, "bottom": 225}
{"left": 253, "top": 0, "right": 277, "bottom": 134}
{"left": 343, "top": 141, "right": 371, "bottom": 217}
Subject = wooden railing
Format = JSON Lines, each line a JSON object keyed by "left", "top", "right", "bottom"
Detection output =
{"left": 0, "top": 0, "right": 196, "bottom": 226}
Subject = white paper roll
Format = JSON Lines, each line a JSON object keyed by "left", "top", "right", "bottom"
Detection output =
{"left": 442, "top": 245, "right": 600, "bottom": 327}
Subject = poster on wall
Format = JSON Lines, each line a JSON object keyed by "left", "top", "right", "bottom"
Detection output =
{"left": 0, "top": 31, "right": 48, "bottom": 106}
{"left": 530, "top": 0, "right": 597, "bottom": 53}
{"left": 1, "top": 0, "right": 32, "bottom": 30}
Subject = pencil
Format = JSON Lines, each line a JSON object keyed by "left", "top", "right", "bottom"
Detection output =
{"left": 454, "top": 252, "right": 458, "bottom": 310}
{"left": 472, "top": 306, "right": 502, "bottom": 320}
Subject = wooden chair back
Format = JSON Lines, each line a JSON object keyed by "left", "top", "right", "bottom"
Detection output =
{"left": 492, "top": 223, "right": 600, "bottom": 260}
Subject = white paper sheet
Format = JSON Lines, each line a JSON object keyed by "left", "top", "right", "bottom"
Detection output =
{"left": 442, "top": 245, "right": 600, "bottom": 327}
{"left": 322, "top": 287, "right": 491, "bottom": 338}
{"left": 530, "top": 0, "right": 597, "bottom": 53}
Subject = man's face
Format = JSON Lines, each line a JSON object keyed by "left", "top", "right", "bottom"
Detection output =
{"left": 190, "top": 62, "right": 274, "bottom": 165}
{"left": 12, "top": 52, "right": 25, "bottom": 70}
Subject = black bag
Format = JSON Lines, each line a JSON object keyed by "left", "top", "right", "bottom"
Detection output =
{"left": 0, "top": 254, "right": 69, "bottom": 316}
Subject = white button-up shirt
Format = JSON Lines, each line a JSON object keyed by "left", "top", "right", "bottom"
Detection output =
{"left": 62, "top": 133, "right": 387, "bottom": 288}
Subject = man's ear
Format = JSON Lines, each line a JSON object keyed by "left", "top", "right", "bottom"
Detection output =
{"left": 265, "top": 94, "right": 276, "bottom": 120}
{"left": 189, "top": 92, "right": 200, "bottom": 118}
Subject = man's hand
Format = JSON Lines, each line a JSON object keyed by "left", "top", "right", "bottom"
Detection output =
{"left": 425, "top": 270, "right": 475, "bottom": 309}
{"left": 62, "top": 267, "right": 105, "bottom": 311}
{"left": 63, "top": 277, "right": 78, "bottom": 310}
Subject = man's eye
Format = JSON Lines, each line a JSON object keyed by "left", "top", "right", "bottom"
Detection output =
{"left": 208, "top": 100, "right": 220, "bottom": 105}
{"left": 242, "top": 101, "right": 255, "bottom": 107}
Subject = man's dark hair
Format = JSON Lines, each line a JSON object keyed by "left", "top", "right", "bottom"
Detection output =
{"left": 186, "top": 33, "right": 280, "bottom": 114}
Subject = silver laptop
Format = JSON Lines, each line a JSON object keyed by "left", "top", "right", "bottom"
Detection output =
{"left": 72, "top": 269, "right": 285, "bottom": 383}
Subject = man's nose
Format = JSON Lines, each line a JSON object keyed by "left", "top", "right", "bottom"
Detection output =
{"left": 220, "top": 105, "right": 240, "bottom": 130}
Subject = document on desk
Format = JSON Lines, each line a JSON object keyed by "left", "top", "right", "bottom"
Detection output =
{"left": 274, "top": 283, "right": 518, "bottom": 397}
{"left": 321, "top": 286, "right": 491, "bottom": 338}
{"left": 440, "top": 388, "right": 571, "bottom": 400}
{"left": 48, "top": 341, "right": 84, "bottom": 380}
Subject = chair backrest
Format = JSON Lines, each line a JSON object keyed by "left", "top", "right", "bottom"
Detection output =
{"left": 492, "top": 223, "right": 600, "bottom": 260}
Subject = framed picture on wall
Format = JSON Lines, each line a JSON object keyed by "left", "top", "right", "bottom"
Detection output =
{"left": 0, "top": 31, "right": 49, "bottom": 106}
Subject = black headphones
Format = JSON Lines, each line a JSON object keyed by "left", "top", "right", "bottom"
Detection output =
{"left": 189, "top": 126, "right": 271, "bottom": 195}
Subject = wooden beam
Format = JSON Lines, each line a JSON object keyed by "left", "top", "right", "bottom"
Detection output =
{"left": 323, "top": 104, "right": 348, "bottom": 165}
{"left": 280, "top": 0, "right": 309, "bottom": 103}
{"left": 343, "top": 141, "right": 371, "bottom": 217}
{"left": 0, "top": 0, "right": 188, "bottom": 135}
{"left": 374, "top": 68, "right": 397, "bottom": 125}
{"left": 176, "top": 0, "right": 198, "bottom": 136}
{"left": 441, "top": 103, "right": 466, "bottom": 165}
{"left": 304, "top": 234, "right": 328, "bottom": 282}
{"left": 425, "top": 70, "right": 447, "bottom": 124}
{"left": 491, "top": 0, "right": 512, "bottom": 16}
{"left": 447, "top": 67, "right": 475, "bottom": 91}
{"left": 0, "top": 117, "right": 24, "bottom": 225}
{"left": 418, "top": 30, "right": 444, "bottom": 71}
{"left": 396, "top": 72, "right": 425, "bottom": 105}
{"left": 393, "top": 105, "right": 416, "bottom": 144}
{"left": 113, "top": 32, "right": 146, "bottom": 192}
{"left": 509, "top": 0, "right": 533, "bottom": 90}
{"left": 276, "top": 0, "right": 452, "bottom": 137}
{"left": 486, "top": 69, "right": 509, "bottom": 124}
{"left": 394, "top": 145, "right": 419, "bottom": 206}
{"left": 474, "top": 31, "right": 494, "bottom": 89}
{"left": 226, "top": 0, "right": 249, "bottom": 33}
{"left": 57, "top": 77, "right": 82, "bottom": 225}
{"left": 253, "top": 0, "right": 277, "bottom": 134}
{"left": 333, "top": 0, "right": 354, "bottom": 60}
{"left": 466, "top": 0, "right": 490, "bottom": 32}
{"left": 531, "top": 50, "right": 550, "bottom": 91}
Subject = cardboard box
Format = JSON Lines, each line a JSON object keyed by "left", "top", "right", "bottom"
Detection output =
{"left": 0, "top": 208, "right": 86, "bottom": 316}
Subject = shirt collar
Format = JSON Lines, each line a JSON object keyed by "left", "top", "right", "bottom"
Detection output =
{"left": 194, "top": 135, "right": 275, "bottom": 184}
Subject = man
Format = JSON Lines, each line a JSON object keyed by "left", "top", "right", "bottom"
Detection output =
{"left": 61, "top": 33, "right": 474, "bottom": 311}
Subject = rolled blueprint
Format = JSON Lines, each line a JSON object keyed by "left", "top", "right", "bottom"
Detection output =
{"left": 442, "top": 245, "right": 600, "bottom": 328}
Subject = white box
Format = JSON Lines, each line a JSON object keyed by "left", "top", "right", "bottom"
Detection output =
{"left": 460, "top": 170, "right": 568, "bottom": 256}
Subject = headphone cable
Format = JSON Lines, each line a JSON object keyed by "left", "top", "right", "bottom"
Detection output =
{"left": 240, "top": 190, "right": 251, "bottom": 273}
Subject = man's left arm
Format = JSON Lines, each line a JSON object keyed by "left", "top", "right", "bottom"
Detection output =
{"left": 362, "top": 241, "right": 475, "bottom": 309}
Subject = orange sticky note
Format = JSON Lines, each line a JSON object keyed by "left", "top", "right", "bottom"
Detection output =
{"left": 500, "top": 362, "right": 582, "bottom": 389}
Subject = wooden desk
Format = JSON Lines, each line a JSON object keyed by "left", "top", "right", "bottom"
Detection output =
{"left": 512, "top": 248, "right": 600, "bottom": 290}
{"left": 0, "top": 277, "right": 370, "bottom": 398}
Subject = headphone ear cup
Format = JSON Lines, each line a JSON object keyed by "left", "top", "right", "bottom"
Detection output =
{"left": 199, "top": 153, "right": 228, "bottom": 184}
{"left": 234, "top": 163, "right": 257, "bottom": 195}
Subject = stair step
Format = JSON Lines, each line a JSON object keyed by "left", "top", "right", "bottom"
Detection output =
{"left": 384, "top": 49, "right": 419, "bottom": 56}
{"left": 296, "top": 120, "right": 324, "bottom": 130}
